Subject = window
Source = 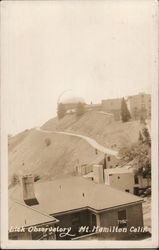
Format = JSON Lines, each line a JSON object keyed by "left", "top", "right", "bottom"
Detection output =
{"left": 117, "top": 176, "right": 120, "bottom": 179}
{"left": 125, "top": 189, "right": 129, "bottom": 193}
{"left": 118, "top": 210, "right": 127, "bottom": 228}
{"left": 134, "top": 175, "right": 139, "bottom": 184}
{"left": 72, "top": 213, "right": 80, "bottom": 225}
{"left": 91, "top": 214, "right": 97, "bottom": 227}
{"left": 107, "top": 156, "right": 111, "bottom": 161}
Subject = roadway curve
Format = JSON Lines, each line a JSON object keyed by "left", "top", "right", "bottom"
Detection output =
{"left": 36, "top": 127, "right": 118, "bottom": 156}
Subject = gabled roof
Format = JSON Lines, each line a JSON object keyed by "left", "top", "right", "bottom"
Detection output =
{"left": 9, "top": 199, "right": 58, "bottom": 229}
{"left": 9, "top": 176, "right": 143, "bottom": 217}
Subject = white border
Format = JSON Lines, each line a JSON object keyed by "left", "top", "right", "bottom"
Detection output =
{"left": 1, "top": 0, "right": 158, "bottom": 248}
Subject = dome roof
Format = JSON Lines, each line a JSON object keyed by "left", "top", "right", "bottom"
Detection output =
{"left": 61, "top": 96, "right": 85, "bottom": 104}
{"left": 59, "top": 90, "right": 85, "bottom": 104}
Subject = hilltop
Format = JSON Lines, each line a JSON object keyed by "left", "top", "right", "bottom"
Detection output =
{"left": 8, "top": 110, "right": 143, "bottom": 185}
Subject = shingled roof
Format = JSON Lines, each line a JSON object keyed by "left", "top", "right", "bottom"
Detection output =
{"left": 9, "top": 176, "right": 143, "bottom": 217}
{"left": 9, "top": 199, "right": 58, "bottom": 229}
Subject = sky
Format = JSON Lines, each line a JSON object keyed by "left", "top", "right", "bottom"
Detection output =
{"left": 1, "top": 0, "right": 157, "bottom": 135}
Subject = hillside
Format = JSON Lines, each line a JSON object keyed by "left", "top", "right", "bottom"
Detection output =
{"left": 8, "top": 110, "right": 144, "bottom": 185}
{"left": 42, "top": 110, "right": 143, "bottom": 149}
{"left": 8, "top": 128, "right": 104, "bottom": 185}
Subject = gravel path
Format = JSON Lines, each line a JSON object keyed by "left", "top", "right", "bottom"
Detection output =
{"left": 36, "top": 127, "right": 118, "bottom": 156}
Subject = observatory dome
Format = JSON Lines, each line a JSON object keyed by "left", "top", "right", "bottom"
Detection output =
{"left": 59, "top": 91, "right": 85, "bottom": 104}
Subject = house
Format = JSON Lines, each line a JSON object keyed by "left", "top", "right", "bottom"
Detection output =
{"left": 99, "top": 154, "right": 119, "bottom": 169}
{"left": 104, "top": 168, "right": 135, "bottom": 194}
{"left": 8, "top": 199, "right": 59, "bottom": 240}
{"left": 74, "top": 164, "right": 93, "bottom": 176}
{"left": 104, "top": 165, "right": 151, "bottom": 195}
{"left": 9, "top": 174, "right": 144, "bottom": 240}
{"left": 75, "top": 154, "right": 119, "bottom": 177}
{"left": 78, "top": 161, "right": 150, "bottom": 195}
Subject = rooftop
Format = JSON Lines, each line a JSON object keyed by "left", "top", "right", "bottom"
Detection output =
{"left": 104, "top": 168, "right": 134, "bottom": 174}
{"left": 9, "top": 199, "right": 58, "bottom": 229}
{"left": 60, "top": 96, "right": 85, "bottom": 104}
{"left": 9, "top": 176, "right": 143, "bottom": 217}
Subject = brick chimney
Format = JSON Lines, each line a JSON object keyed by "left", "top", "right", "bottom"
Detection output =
{"left": 22, "top": 174, "right": 39, "bottom": 206}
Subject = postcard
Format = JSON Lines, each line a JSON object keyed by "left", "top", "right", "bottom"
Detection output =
{"left": 0, "top": 0, "right": 158, "bottom": 249}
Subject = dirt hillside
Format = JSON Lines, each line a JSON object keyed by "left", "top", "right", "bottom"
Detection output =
{"left": 8, "top": 111, "right": 143, "bottom": 185}
{"left": 42, "top": 110, "right": 143, "bottom": 148}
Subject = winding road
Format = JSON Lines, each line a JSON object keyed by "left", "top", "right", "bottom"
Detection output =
{"left": 36, "top": 127, "right": 118, "bottom": 156}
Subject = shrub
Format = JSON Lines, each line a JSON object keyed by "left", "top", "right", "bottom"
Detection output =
{"left": 45, "top": 138, "right": 51, "bottom": 146}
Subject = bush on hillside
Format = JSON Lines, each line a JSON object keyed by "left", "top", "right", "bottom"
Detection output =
{"left": 142, "top": 127, "right": 151, "bottom": 146}
{"left": 45, "top": 138, "right": 51, "bottom": 146}
{"left": 138, "top": 131, "right": 144, "bottom": 143}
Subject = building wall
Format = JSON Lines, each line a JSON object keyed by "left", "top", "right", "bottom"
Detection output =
{"left": 101, "top": 98, "right": 122, "bottom": 111}
{"left": 99, "top": 155, "right": 119, "bottom": 169}
{"left": 100, "top": 203, "right": 143, "bottom": 229}
{"left": 9, "top": 231, "right": 32, "bottom": 240}
{"left": 101, "top": 98, "right": 122, "bottom": 121}
{"left": 75, "top": 164, "right": 93, "bottom": 176}
{"left": 55, "top": 210, "right": 93, "bottom": 239}
{"left": 104, "top": 172, "right": 135, "bottom": 194}
{"left": 93, "top": 165, "right": 104, "bottom": 184}
{"left": 127, "top": 93, "right": 151, "bottom": 120}
{"left": 53, "top": 203, "right": 143, "bottom": 240}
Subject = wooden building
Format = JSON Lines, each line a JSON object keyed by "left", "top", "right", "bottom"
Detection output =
{"left": 9, "top": 175, "right": 144, "bottom": 240}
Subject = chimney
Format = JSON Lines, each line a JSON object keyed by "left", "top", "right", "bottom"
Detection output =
{"left": 22, "top": 174, "right": 39, "bottom": 206}
{"left": 93, "top": 165, "right": 104, "bottom": 184}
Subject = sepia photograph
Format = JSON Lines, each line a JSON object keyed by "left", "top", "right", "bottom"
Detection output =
{"left": 0, "top": 0, "right": 158, "bottom": 249}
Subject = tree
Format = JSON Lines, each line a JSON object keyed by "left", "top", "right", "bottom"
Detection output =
{"left": 119, "top": 135, "right": 151, "bottom": 179}
{"left": 121, "top": 98, "right": 131, "bottom": 122}
{"left": 76, "top": 102, "right": 85, "bottom": 116}
{"left": 142, "top": 127, "right": 151, "bottom": 146}
{"left": 45, "top": 138, "right": 51, "bottom": 146}
{"left": 57, "top": 103, "right": 66, "bottom": 119}
{"left": 138, "top": 131, "right": 144, "bottom": 143}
